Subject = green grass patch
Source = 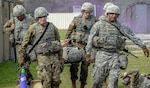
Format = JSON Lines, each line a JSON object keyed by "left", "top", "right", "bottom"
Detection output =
{"left": 0, "top": 56, "right": 150, "bottom": 88}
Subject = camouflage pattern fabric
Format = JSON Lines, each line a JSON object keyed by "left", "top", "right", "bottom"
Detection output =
{"left": 86, "top": 14, "right": 145, "bottom": 88}
{"left": 120, "top": 69, "right": 150, "bottom": 88}
{"left": 3, "top": 14, "right": 34, "bottom": 84}
{"left": 36, "top": 54, "right": 61, "bottom": 88}
{"left": 19, "top": 21, "right": 62, "bottom": 88}
{"left": 65, "top": 14, "right": 97, "bottom": 85}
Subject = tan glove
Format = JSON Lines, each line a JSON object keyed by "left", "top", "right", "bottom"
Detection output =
{"left": 142, "top": 46, "right": 149, "bottom": 57}
{"left": 85, "top": 54, "right": 91, "bottom": 64}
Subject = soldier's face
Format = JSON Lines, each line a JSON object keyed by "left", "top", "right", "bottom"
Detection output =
{"left": 107, "top": 13, "right": 119, "bottom": 22}
{"left": 38, "top": 16, "right": 47, "bottom": 25}
{"left": 17, "top": 14, "right": 25, "bottom": 21}
{"left": 83, "top": 11, "right": 91, "bottom": 19}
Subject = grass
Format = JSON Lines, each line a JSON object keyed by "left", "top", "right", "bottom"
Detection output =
{"left": 0, "top": 30, "right": 150, "bottom": 88}
{"left": 0, "top": 56, "right": 150, "bottom": 88}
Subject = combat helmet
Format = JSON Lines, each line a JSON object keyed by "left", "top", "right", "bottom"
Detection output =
{"left": 13, "top": 5, "right": 26, "bottom": 17}
{"left": 34, "top": 7, "right": 48, "bottom": 20}
{"left": 81, "top": 2, "right": 94, "bottom": 12}
{"left": 103, "top": 2, "right": 114, "bottom": 11}
{"left": 106, "top": 5, "right": 120, "bottom": 14}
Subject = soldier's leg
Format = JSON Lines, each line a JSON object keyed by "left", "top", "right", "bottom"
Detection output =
{"left": 51, "top": 58, "right": 62, "bottom": 88}
{"left": 108, "top": 57, "right": 120, "bottom": 88}
{"left": 24, "top": 61, "right": 33, "bottom": 85}
{"left": 92, "top": 65, "right": 106, "bottom": 88}
{"left": 70, "top": 63, "right": 79, "bottom": 88}
{"left": 37, "top": 55, "right": 52, "bottom": 88}
{"left": 80, "top": 60, "right": 90, "bottom": 88}
{"left": 102, "top": 78, "right": 108, "bottom": 88}
{"left": 16, "top": 45, "right": 33, "bottom": 85}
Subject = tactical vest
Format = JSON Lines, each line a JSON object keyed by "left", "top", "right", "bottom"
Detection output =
{"left": 34, "top": 22, "right": 61, "bottom": 54}
{"left": 71, "top": 15, "right": 96, "bottom": 45}
{"left": 95, "top": 21, "right": 124, "bottom": 51}
{"left": 14, "top": 15, "right": 31, "bottom": 43}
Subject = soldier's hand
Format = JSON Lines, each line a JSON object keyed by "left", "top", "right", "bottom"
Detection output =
{"left": 85, "top": 54, "right": 91, "bottom": 64}
{"left": 61, "top": 39, "right": 70, "bottom": 47}
{"left": 11, "top": 24, "right": 15, "bottom": 30}
{"left": 142, "top": 46, "right": 149, "bottom": 57}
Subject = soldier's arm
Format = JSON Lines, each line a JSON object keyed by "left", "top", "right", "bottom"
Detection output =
{"left": 3, "top": 18, "right": 14, "bottom": 35}
{"left": 86, "top": 22, "right": 99, "bottom": 55}
{"left": 54, "top": 24, "right": 61, "bottom": 42}
{"left": 20, "top": 25, "right": 36, "bottom": 54}
{"left": 121, "top": 25, "right": 145, "bottom": 48}
{"left": 65, "top": 17, "right": 76, "bottom": 39}
{"left": 53, "top": 24, "right": 64, "bottom": 63}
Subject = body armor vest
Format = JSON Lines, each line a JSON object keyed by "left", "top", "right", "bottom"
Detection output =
{"left": 34, "top": 22, "right": 61, "bottom": 54}
{"left": 71, "top": 15, "right": 96, "bottom": 45}
{"left": 14, "top": 15, "right": 31, "bottom": 43}
{"left": 97, "top": 21, "right": 124, "bottom": 50}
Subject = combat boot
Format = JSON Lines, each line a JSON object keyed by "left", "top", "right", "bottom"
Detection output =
{"left": 72, "top": 80, "right": 76, "bottom": 88}
{"left": 80, "top": 83, "right": 85, "bottom": 88}
{"left": 102, "top": 81, "right": 108, "bottom": 88}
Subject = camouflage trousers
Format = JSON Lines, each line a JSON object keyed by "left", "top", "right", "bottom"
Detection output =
{"left": 92, "top": 51, "right": 120, "bottom": 88}
{"left": 16, "top": 45, "right": 33, "bottom": 85}
{"left": 36, "top": 54, "right": 61, "bottom": 88}
{"left": 70, "top": 48, "right": 89, "bottom": 84}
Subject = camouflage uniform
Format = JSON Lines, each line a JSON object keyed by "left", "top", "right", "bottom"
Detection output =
{"left": 19, "top": 7, "right": 63, "bottom": 88}
{"left": 65, "top": 2, "right": 98, "bottom": 88}
{"left": 86, "top": 5, "right": 149, "bottom": 88}
{"left": 120, "top": 69, "right": 150, "bottom": 88}
{"left": 3, "top": 5, "right": 34, "bottom": 84}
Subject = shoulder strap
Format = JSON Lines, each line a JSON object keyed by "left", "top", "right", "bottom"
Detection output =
{"left": 27, "top": 22, "right": 49, "bottom": 54}
{"left": 105, "top": 20, "right": 124, "bottom": 36}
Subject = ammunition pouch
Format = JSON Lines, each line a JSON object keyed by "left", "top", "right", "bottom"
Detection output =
{"left": 119, "top": 53, "right": 128, "bottom": 70}
{"left": 93, "top": 36, "right": 104, "bottom": 48}
{"left": 27, "top": 45, "right": 37, "bottom": 61}
{"left": 36, "top": 41, "right": 62, "bottom": 55}
{"left": 93, "top": 36, "right": 125, "bottom": 50}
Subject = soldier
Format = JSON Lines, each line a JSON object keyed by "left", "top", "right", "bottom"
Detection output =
{"left": 19, "top": 7, "right": 63, "bottom": 88}
{"left": 65, "top": 2, "right": 98, "bottom": 88}
{"left": 85, "top": 5, "right": 149, "bottom": 88}
{"left": 3, "top": 5, "right": 34, "bottom": 85}
{"left": 98, "top": 2, "right": 114, "bottom": 20}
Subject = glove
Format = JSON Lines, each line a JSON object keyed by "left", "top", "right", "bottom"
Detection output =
{"left": 142, "top": 46, "right": 149, "bottom": 57}
{"left": 85, "top": 54, "right": 91, "bottom": 64}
